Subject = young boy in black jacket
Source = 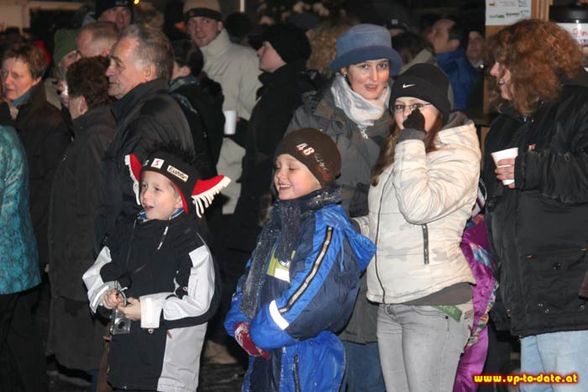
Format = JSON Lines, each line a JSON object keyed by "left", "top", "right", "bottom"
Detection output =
{"left": 83, "top": 145, "right": 229, "bottom": 391}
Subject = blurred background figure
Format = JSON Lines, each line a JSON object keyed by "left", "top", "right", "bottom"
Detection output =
{"left": 163, "top": 0, "right": 188, "bottom": 41}
{"left": 170, "top": 38, "right": 224, "bottom": 180}
{"left": 224, "top": 12, "right": 253, "bottom": 45}
{"left": 426, "top": 16, "right": 477, "bottom": 111}
{"left": 216, "top": 23, "right": 317, "bottom": 365}
{"left": 95, "top": 0, "right": 133, "bottom": 32}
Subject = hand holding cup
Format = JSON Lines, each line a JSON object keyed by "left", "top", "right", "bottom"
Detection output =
{"left": 491, "top": 147, "right": 518, "bottom": 188}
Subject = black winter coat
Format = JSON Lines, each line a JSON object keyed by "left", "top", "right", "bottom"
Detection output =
{"left": 96, "top": 79, "right": 194, "bottom": 247}
{"left": 483, "top": 71, "right": 588, "bottom": 337}
{"left": 226, "top": 61, "right": 317, "bottom": 254}
{"left": 96, "top": 214, "right": 220, "bottom": 390}
{"left": 14, "top": 83, "right": 70, "bottom": 266}
{"left": 49, "top": 105, "right": 116, "bottom": 300}
{"left": 170, "top": 75, "right": 225, "bottom": 177}
{"left": 48, "top": 105, "right": 115, "bottom": 370}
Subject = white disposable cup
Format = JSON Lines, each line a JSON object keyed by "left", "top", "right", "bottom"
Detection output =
{"left": 491, "top": 147, "right": 518, "bottom": 185}
{"left": 223, "top": 110, "right": 237, "bottom": 135}
{"left": 140, "top": 297, "right": 159, "bottom": 329}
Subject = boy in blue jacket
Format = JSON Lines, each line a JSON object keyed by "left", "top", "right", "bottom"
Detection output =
{"left": 225, "top": 128, "right": 376, "bottom": 391}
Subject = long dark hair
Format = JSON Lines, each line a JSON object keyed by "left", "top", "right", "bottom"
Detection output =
{"left": 371, "top": 114, "right": 444, "bottom": 186}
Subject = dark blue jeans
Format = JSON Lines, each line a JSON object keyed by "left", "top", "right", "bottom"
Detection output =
{"left": 341, "top": 341, "right": 385, "bottom": 392}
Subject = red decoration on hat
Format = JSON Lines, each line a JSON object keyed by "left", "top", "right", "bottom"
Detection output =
{"left": 191, "top": 175, "right": 231, "bottom": 218}
{"left": 125, "top": 153, "right": 143, "bottom": 205}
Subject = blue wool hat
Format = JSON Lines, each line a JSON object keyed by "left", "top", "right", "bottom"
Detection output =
{"left": 330, "top": 24, "right": 402, "bottom": 75}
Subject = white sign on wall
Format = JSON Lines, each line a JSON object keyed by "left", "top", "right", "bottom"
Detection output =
{"left": 486, "top": 0, "right": 532, "bottom": 26}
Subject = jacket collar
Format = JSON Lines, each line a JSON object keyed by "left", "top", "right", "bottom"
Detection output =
{"left": 111, "top": 79, "right": 168, "bottom": 121}
{"left": 15, "top": 82, "right": 46, "bottom": 110}
{"left": 258, "top": 60, "right": 307, "bottom": 87}
{"left": 200, "top": 29, "right": 231, "bottom": 59}
{"left": 71, "top": 105, "right": 112, "bottom": 137}
{"left": 312, "top": 85, "right": 393, "bottom": 136}
{"left": 436, "top": 48, "right": 466, "bottom": 65}
{"left": 169, "top": 75, "right": 199, "bottom": 92}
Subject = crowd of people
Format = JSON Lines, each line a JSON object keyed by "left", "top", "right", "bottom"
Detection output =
{"left": 0, "top": 0, "right": 587, "bottom": 391}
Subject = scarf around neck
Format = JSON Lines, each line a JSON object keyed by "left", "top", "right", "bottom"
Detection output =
{"left": 331, "top": 74, "right": 390, "bottom": 130}
{"left": 240, "top": 187, "right": 342, "bottom": 318}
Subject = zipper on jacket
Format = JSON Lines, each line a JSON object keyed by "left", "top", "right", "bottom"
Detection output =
{"left": 421, "top": 224, "right": 430, "bottom": 265}
{"left": 374, "top": 172, "right": 394, "bottom": 303}
{"left": 293, "top": 354, "right": 301, "bottom": 392}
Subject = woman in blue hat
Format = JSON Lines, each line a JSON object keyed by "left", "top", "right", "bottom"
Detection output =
{"left": 287, "top": 23, "right": 402, "bottom": 391}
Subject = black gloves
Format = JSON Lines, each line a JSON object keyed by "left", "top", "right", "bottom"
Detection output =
{"left": 402, "top": 109, "right": 425, "bottom": 131}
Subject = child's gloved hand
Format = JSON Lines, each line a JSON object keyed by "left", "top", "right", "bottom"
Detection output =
{"left": 234, "top": 322, "right": 269, "bottom": 359}
{"left": 402, "top": 108, "right": 426, "bottom": 131}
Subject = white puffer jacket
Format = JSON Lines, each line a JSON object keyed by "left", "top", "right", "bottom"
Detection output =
{"left": 356, "top": 113, "right": 481, "bottom": 304}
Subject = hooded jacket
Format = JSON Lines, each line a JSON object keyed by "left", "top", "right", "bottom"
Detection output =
{"left": 357, "top": 113, "right": 480, "bottom": 303}
{"left": 225, "top": 189, "right": 375, "bottom": 391}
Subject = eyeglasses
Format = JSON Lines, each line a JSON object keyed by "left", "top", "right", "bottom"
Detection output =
{"left": 393, "top": 103, "right": 432, "bottom": 113}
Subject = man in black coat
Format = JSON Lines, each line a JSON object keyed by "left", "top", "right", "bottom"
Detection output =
{"left": 95, "top": 25, "right": 193, "bottom": 247}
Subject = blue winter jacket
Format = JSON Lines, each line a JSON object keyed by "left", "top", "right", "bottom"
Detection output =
{"left": 437, "top": 49, "right": 479, "bottom": 111}
{"left": 225, "top": 190, "right": 375, "bottom": 391}
{"left": 0, "top": 125, "right": 40, "bottom": 294}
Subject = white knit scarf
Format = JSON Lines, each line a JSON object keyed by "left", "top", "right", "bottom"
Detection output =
{"left": 331, "top": 74, "right": 390, "bottom": 130}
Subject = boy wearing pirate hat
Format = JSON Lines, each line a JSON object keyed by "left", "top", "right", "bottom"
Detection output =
{"left": 83, "top": 145, "right": 229, "bottom": 392}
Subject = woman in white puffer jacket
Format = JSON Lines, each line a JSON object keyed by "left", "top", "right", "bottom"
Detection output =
{"left": 354, "top": 63, "right": 481, "bottom": 392}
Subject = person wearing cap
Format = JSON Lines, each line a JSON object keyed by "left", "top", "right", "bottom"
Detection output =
{"left": 287, "top": 23, "right": 401, "bottom": 391}
{"left": 183, "top": 0, "right": 261, "bottom": 217}
{"left": 45, "top": 28, "right": 78, "bottom": 110}
{"left": 83, "top": 144, "right": 229, "bottom": 392}
{"left": 95, "top": 0, "right": 133, "bottom": 32}
{"left": 225, "top": 128, "right": 375, "bottom": 391}
{"left": 212, "top": 23, "right": 318, "bottom": 364}
{"left": 357, "top": 62, "right": 480, "bottom": 391}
